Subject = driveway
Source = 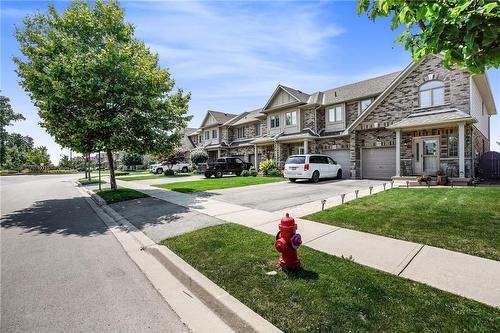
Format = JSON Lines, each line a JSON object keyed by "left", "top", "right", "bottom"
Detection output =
{"left": 203, "top": 179, "right": 385, "bottom": 212}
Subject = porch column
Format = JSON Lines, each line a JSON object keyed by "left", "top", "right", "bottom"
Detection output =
{"left": 254, "top": 145, "right": 258, "bottom": 168}
{"left": 217, "top": 149, "right": 221, "bottom": 158}
{"left": 395, "top": 129, "right": 401, "bottom": 177}
{"left": 459, "top": 123, "right": 465, "bottom": 177}
{"left": 303, "top": 140, "right": 309, "bottom": 154}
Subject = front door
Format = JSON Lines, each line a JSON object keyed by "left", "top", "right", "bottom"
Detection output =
{"left": 413, "top": 138, "right": 439, "bottom": 175}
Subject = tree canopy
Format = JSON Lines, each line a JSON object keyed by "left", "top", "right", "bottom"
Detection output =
{"left": 15, "top": 0, "right": 191, "bottom": 189}
{"left": 122, "top": 152, "right": 143, "bottom": 167}
{"left": 1, "top": 94, "right": 25, "bottom": 167}
{"left": 357, "top": 0, "right": 500, "bottom": 73}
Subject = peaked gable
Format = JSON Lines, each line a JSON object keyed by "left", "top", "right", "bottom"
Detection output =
{"left": 263, "top": 85, "right": 308, "bottom": 111}
{"left": 200, "top": 110, "right": 238, "bottom": 127}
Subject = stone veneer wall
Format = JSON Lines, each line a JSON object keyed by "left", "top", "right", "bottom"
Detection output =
{"left": 316, "top": 137, "right": 350, "bottom": 150}
{"left": 301, "top": 108, "right": 315, "bottom": 131}
{"left": 315, "top": 108, "right": 325, "bottom": 133}
{"left": 360, "top": 55, "right": 471, "bottom": 130}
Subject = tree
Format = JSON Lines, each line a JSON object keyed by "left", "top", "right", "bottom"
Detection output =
{"left": 189, "top": 148, "right": 208, "bottom": 165}
{"left": 357, "top": 0, "right": 500, "bottom": 73}
{"left": 1, "top": 94, "right": 25, "bottom": 167}
{"left": 58, "top": 154, "right": 72, "bottom": 169}
{"left": 15, "top": 0, "right": 191, "bottom": 190}
{"left": 4, "top": 133, "right": 34, "bottom": 170}
{"left": 122, "top": 153, "right": 143, "bottom": 169}
{"left": 27, "top": 146, "right": 51, "bottom": 167}
{"left": 163, "top": 149, "right": 190, "bottom": 169}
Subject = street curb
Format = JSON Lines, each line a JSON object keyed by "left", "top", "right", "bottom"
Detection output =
{"left": 76, "top": 182, "right": 282, "bottom": 333}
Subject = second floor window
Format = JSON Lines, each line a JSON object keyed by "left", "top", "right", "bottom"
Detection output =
{"left": 359, "top": 99, "right": 372, "bottom": 114}
{"left": 270, "top": 114, "right": 280, "bottom": 128}
{"left": 328, "top": 105, "right": 343, "bottom": 122}
{"left": 285, "top": 111, "right": 297, "bottom": 126}
{"left": 204, "top": 131, "right": 209, "bottom": 140}
{"left": 255, "top": 123, "right": 261, "bottom": 136}
{"left": 212, "top": 129, "right": 217, "bottom": 138}
{"left": 237, "top": 127, "right": 244, "bottom": 138}
{"left": 419, "top": 80, "right": 444, "bottom": 107}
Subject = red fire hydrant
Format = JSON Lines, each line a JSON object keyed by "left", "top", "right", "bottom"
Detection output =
{"left": 275, "top": 213, "right": 302, "bottom": 270}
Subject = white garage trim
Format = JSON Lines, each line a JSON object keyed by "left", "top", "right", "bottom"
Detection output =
{"left": 361, "top": 147, "right": 396, "bottom": 180}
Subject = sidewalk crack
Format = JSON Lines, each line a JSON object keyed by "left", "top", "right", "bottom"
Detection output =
{"left": 397, "top": 244, "right": 425, "bottom": 276}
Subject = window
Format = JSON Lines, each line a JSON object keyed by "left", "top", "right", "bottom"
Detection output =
{"left": 286, "top": 156, "right": 305, "bottom": 164}
{"left": 212, "top": 129, "right": 217, "bottom": 138}
{"left": 270, "top": 114, "right": 280, "bottom": 128}
{"left": 448, "top": 136, "right": 458, "bottom": 157}
{"left": 237, "top": 127, "right": 244, "bottom": 139}
{"left": 359, "top": 99, "right": 372, "bottom": 114}
{"left": 204, "top": 131, "right": 209, "bottom": 140}
{"left": 419, "top": 80, "right": 444, "bottom": 107}
{"left": 327, "top": 157, "right": 337, "bottom": 165}
{"left": 328, "top": 105, "right": 343, "bottom": 122}
{"left": 285, "top": 111, "right": 297, "bottom": 126}
{"left": 255, "top": 123, "right": 261, "bottom": 136}
{"left": 424, "top": 140, "right": 438, "bottom": 155}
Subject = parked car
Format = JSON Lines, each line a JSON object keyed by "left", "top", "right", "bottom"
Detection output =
{"left": 204, "top": 157, "right": 252, "bottom": 178}
{"left": 283, "top": 154, "right": 342, "bottom": 183}
{"left": 150, "top": 162, "right": 191, "bottom": 174}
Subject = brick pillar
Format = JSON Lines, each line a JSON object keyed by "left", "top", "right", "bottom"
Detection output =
{"left": 349, "top": 132, "right": 361, "bottom": 179}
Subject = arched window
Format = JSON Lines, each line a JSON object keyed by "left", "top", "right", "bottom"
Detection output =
{"left": 419, "top": 80, "right": 444, "bottom": 107}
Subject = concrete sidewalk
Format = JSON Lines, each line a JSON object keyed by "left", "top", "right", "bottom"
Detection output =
{"left": 116, "top": 179, "right": 500, "bottom": 307}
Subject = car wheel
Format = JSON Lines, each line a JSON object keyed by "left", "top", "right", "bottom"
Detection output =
{"left": 214, "top": 170, "right": 223, "bottom": 178}
{"left": 337, "top": 169, "right": 342, "bottom": 179}
{"left": 235, "top": 171, "right": 242, "bottom": 176}
{"left": 311, "top": 171, "right": 320, "bottom": 183}
{"left": 181, "top": 166, "right": 188, "bottom": 173}
{"left": 204, "top": 172, "right": 212, "bottom": 178}
{"left": 289, "top": 178, "right": 296, "bottom": 183}
{"left": 156, "top": 168, "right": 163, "bottom": 174}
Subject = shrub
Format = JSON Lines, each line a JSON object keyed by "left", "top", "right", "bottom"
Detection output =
{"left": 249, "top": 167, "right": 258, "bottom": 177}
{"left": 259, "top": 159, "right": 276, "bottom": 175}
{"left": 240, "top": 170, "right": 250, "bottom": 177}
{"left": 164, "top": 169, "right": 175, "bottom": 176}
{"left": 114, "top": 171, "right": 130, "bottom": 176}
{"left": 267, "top": 169, "right": 282, "bottom": 177}
{"left": 190, "top": 148, "right": 208, "bottom": 164}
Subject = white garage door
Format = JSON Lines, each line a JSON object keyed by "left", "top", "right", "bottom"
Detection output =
{"left": 323, "top": 149, "right": 350, "bottom": 177}
{"left": 362, "top": 147, "right": 396, "bottom": 180}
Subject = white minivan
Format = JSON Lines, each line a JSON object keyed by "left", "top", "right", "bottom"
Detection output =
{"left": 284, "top": 154, "right": 342, "bottom": 183}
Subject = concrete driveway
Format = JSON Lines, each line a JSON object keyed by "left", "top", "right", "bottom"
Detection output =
{"left": 202, "top": 178, "right": 385, "bottom": 212}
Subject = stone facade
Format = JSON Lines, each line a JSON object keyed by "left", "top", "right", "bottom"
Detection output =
{"left": 188, "top": 55, "right": 491, "bottom": 179}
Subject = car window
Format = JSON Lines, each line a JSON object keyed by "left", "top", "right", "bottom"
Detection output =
{"left": 286, "top": 156, "right": 305, "bottom": 164}
{"left": 235, "top": 158, "right": 243, "bottom": 164}
{"left": 327, "top": 157, "right": 337, "bottom": 165}
{"left": 309, "top": 156, "right": 319, "bottom": 163}
{"left": 217, "top": 158, "right": 225, "bottom": 162}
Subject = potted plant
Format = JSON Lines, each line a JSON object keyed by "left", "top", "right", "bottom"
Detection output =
{"left": 436, "top": 169, "right": 447, "bottom": 185}
{"left": 416, "top": 174, "right": 431, "bottom": 185}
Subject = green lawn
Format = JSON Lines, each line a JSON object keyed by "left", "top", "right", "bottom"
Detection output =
{"left": 78, "top": 177, "right": 106, "bottom": 186}
{"left": 305, "top": 188, "right": 500, "bottom": 261}
{"left": 163, "top": 224, "right": 499, "bottom": 333}
{"left": 95, "top": 188, "right": 148, "bottom": 204}
{"left": 154, "top": 176, "right": 285, "bottom": 193}
{"left": 118, "top": 173, "right": 192, "bottom": 181}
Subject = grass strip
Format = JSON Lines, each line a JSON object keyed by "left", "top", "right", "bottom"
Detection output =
{"left": 154, "top": 176, "right": 284, "bottom": 193}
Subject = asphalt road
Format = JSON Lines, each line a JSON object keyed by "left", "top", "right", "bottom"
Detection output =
{"left": 0, "top": 174, "right": 188, "bottom": 332}
{"left": 204, "top": 178, "right": 385, "bottom": 212}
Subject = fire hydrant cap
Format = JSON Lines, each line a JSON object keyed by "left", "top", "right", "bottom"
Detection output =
{"left": 280, "top": 213, "right": 295, "bottom": 227}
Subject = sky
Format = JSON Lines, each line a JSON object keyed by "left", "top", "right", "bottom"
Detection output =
{"left": 1, "top": 0, "right": 499, "bottom": 164}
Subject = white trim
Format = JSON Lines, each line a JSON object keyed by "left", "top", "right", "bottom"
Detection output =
{"left": 395, "top": 129, "right": 401, "bottom": 177}
{"left": 262, "top": 85, "right": 301, "bottom": 111}
{"left": 458, "top": 123, "right": 465, "bottom": 177}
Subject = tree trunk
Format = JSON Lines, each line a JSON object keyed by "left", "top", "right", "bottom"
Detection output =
{"left": 106, "top": 149, "right": 117, "bottom": 190}
{"left": 87, "top": 153, "right": 91, "bottom": 180}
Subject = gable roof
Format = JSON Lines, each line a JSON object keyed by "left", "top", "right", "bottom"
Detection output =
{"left": 262, "top": 84, "right": 310, "bottom": 111}
{"left": 322, "top": 71, "right": 401, "bottom": 106}
{"left": 200, "top": 110, "right": 238, "bottom": 127}
{"left": 228, "top": 108, "right": 263, "bottom": 126}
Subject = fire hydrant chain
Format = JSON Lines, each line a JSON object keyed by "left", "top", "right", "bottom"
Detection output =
{"left": 275, "top": 213, "right": 302, "bottom": 270}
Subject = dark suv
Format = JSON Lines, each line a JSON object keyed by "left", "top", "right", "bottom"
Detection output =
{"left": 204, "top": 157, "right": 252, "bottom": 178}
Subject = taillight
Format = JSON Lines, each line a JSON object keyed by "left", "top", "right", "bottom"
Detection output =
{"left": 304, "top": 164, "right": 309, "bottom": 171}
